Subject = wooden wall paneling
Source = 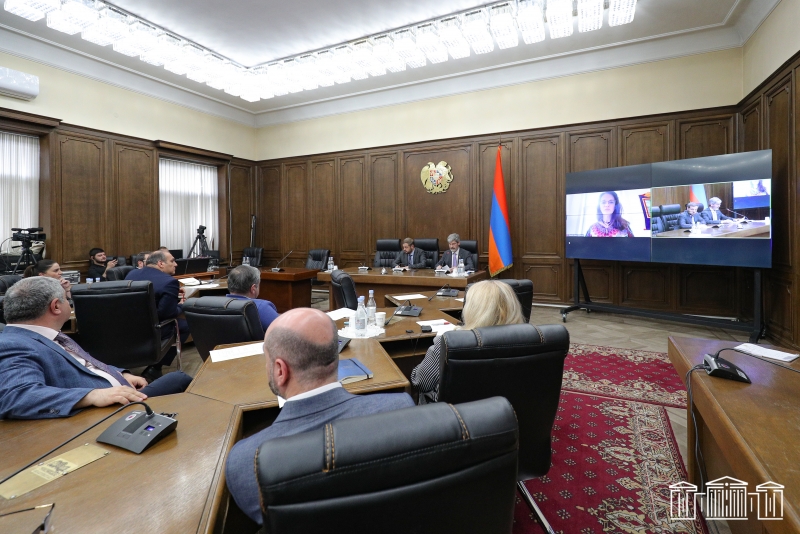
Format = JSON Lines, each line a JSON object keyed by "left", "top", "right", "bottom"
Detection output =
{"left": 56, "top": 132, "right": 108, "bottom": 271}
{"left": 567, "top": 260, "right": 614, "bottom": 303}
{"left": 764, "top": 271, "right": 794, "bottom": 344}
{"left": 308, "top": 159, "right": 335, "bottom": 256}
{"left": 282, "top": 162, "right": 308, "bottom": 266}
{"left": 256, "top": 165, "right": 282, "bottom": 262}
{"left": 216, "top": 166, "right": 229, "bottom": 261}
{"left": 338, "top": 157, "right": 368, "bottom": 266}
{"left": 113, "top": 141, "right": 158, "bottom": 257}
{"left": 369, "top": 152, "right": 399, "bottom": 263}
{"left": 619, "top": 263, "right": 672, "bottom": 310}
{"left": 403, "top": 144, "right": 472, "bottom": 250}
{"left": 228, "top": 163, "right": 254, "bottom": 261}
{"left": 678, "top": 266, "right": 737, "bottom": 315}
{"left": 566, "top": 128, "right": 614, "bottom": 173}
{"left": 765, "top": 76, "right": 793, "bottom": 270}
{"left": 739, "top": 99, "right": 762, "bottom": 153}
{"left": 676, "top": 114, "right": 735, "bottom": 159}
{"left": 477, "top": 140, "right": 513, "bottom": 272}
{"left": 618, "top": 121, "right": 672, "bottom": 166}
{"left": 524, "top": 261, "right": 562, "bottom": 302}
{"left": 39, "top": 131, "right": 57, "bottom": 262}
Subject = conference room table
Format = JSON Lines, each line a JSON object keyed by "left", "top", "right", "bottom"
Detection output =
{"left": 668, "top": 336, "right": 800, "bottom": 534}
{"left": 316, "top": 267, "right": 487, "bottom": 305}
{"left": 257, "top": 267, "right": 318, "bottom": 312}
{"left": 386, "top": 290, "right": 465, "bottom": 313}
{"left": 655, "top": 220, "right": 771, "bottom": 238}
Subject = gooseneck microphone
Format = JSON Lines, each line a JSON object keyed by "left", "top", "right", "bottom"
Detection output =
{"left": 429, "top": 283, "right": 452, "bottom": 300}
{"left": 724, "top": 208, "right": 750, "bottom": 222}
{"left": 272, "top": 250, "right": 293, "bottom": 272}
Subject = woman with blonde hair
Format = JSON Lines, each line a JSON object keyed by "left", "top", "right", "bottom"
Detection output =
{"left": 411, "top": 279, "right": 525, "bottom": 404}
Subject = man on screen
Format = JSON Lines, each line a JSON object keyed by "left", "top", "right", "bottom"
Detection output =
{"left": 679, "top": 202, "right": 704, "bottom": 228}
{"left": 701, "top": 197, "right": 735, "bottom": 224}
{"left": 584, "top": 191, "right": 634, "bottom": 237}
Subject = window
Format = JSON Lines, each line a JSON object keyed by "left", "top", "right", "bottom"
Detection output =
{"left": 0, "top": 131, "right": 39, "bottom": 254}
{"left": 159, "top": 158, "right": 219, "bottom": 257}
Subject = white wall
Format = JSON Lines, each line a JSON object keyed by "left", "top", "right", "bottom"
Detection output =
{"left": 256, "top": 49, "right": 743, "bottom": 160}
{"left": 744, "top": 0, "right": 800, "bottom": 95}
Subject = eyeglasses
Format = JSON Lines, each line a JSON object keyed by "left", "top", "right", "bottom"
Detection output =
{"left": 0, "top": 503, "right": 55, "bottom": 533}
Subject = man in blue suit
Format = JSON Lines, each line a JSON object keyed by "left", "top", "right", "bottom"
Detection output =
{"left": 225, "top": 307, "right": 414, "bottom": 525}
{"left": 125, "top": 250, "right": 190, "bottom": 382}
{"left": 0, "top": 277, "right": 191, "bottom": 420}
{"left": 225, "top": 265, "right": 280, "bottom": 331}
{"left": 679, "top": 202, "right": 704, "bottom": 228}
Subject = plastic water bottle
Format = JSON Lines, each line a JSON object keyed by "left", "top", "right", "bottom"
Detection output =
{"left": 354, "top": 296, "right": 367, "bottom": 337}
{"left": 328, "top": 256, "right": 334, "bottom": 271}
{"left": 457, "top": 258, "right": 465, "bottom": 276}
{"left": 366, "top": 290, "right": 377, "bottom": 327}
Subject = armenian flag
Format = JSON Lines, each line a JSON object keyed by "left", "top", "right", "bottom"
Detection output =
{"left": 488, "top": 145, "right": 513, "bottom": 276}
{"left": 689, "top": 184, "right": 708, "bottom": 207}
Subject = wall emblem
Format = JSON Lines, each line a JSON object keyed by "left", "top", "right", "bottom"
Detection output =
{"left": 421, "top": 161, "right": 454, "bottom": 194}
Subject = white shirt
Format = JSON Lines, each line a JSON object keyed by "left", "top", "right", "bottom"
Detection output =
{"left": 710, "top": 209, "right": 719, "bottom": 221}
{"left": 276, "top": 381, "right": 342, "bottom": 408}
{"left": 11, "top": 324, "right": 122, "bottom": 387}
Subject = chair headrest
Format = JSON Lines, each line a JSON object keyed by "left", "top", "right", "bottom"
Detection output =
{"left": 183, "top": 296, "right": 256, "bottom": 314}
{"left": 71, "top": 280, "right": 152, "bottom": 295}
{"left": 443, "top": 323, "right": 569, "bottom": 359}
{"left": 330, "top": 270, "right": 353, "bottom": 285}
{"left": 376, "top": 239, "right": 401, "bottom": 252}
{"left": 413, "top": 238, "right": 439, "bottom": 251}
{"left": 650, "top": 206, "right": 661, "bottom": 217}
{"left": 459, "top": 240, "right": 478, "bottom": 253}
{"left": 660, "top": 204, "right": 681, "bottom": 215}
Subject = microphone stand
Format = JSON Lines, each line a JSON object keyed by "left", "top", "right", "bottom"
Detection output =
{"left": 272, "top": 250, "right": 293, "bottom": 272}
{"left": 724, "top": 208, "right": 750, "bottom": 223}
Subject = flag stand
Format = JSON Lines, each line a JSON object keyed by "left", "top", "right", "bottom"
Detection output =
{"left": 561, "top": 259, "right": 765, "bottom": 343}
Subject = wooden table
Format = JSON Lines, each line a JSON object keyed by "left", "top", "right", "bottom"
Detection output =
{"left": 386, "top": 290, "right": 464, "bottom": 313}
{"left": 655, "top": 220, "right": 771, "bottom": 238}
{"left": 258, "top": 267, "right": 318, "bottom": 312}
{"left": 668, "top": 337, "right": 800, "bottom": 534}
{"left": 317, "top": 267, "right": 487, "bottom": 305}
{"left": 0, "top": 393, "right": 238, "bottom": 534}
{"left": 175, "top": 271, "right": 219, "bottom": 280}
{"left": 183, "top": 280, "right": 229, "bottom": 299}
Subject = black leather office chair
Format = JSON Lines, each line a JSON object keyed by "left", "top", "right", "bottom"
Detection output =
{"left": 305, "top": 249, "right": 330, "bottom": 288}
{"left": 182, "top": 296, "right": 265, "bottom": 361}
{"left": 414, "top": 238, "right": 439, "bottom": 268}
{"left": 243, "top": 247, "right": 263, "bottom": 267}
{"left": 436, "top": 323, "right": 570, "bottom": 534}
{"left": 257, "top": 397, "right": 519, "bottom": 534}
{"left": 373, "top": 239, "right": 401, "bottom": 268}
{"left": 459, "top": 240, "right": 479, "bottom": 270}
{"left": 0, "top": 275, "right": 23, "bottom": 295}
{"left": 650, "top": 206, "right": 664, "bottom": 236}
{"left": 330, "top": 270, "right": 358, "bottom": 310}
{"left": 105, "top": 265, "right": 134, "bottom": 281}
{"left": 71, "top": 281, "right": 180, "bottom": 369}
{"left": 660, "top": 204, "right": 682, "bottom": 231}
{"left": 169, "top": 249, "right": 184, "bottom": 260}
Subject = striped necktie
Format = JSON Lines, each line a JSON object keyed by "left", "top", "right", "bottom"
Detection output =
{"left": 54, "top": 333, "right": 131, "bottom": 387}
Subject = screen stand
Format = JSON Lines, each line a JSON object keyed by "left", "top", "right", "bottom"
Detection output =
{"left": 561, "top": 259, "right": 765, "bottom": 343}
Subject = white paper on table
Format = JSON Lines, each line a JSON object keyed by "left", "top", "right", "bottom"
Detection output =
{"left": 201, "top": 283, "right": 219, "bottom": 288}
{"left": 417, "top": 319, "right": 452, "bottom": 327}
{"left": 327, "top": 308, "right": 355, "bottom": 320}
{"left": 455, "top": 298, "right": 464, "bottom": 302}
{"left": 179, "top": 277, "right": 200, "bottom": 286}
{"left": 392, "top": 294, "right": 428, "bottom": 300}
{"left": 431, "top": 324, "right": 458, "bottom": 335}
{"left": 210, "top": 342, "right": 264, "bottom": 363}
{"left": 734, "top": 343, "right": 799, "bottom": 362}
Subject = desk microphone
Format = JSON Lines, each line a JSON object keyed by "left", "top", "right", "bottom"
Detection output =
{"left": 384, "top": 306, "right": 400, "bottom": 326}
{"left": 703, "top": 349, "right": 750, "bottom": 383}
{"left": 430, "top": 283, "right": 457, "bottom": 300}
{"left": 724, "top": 208, "right": 750, "bottom": 223}
{"left": 271, "top": 250, "right": 293, "bottom": 272}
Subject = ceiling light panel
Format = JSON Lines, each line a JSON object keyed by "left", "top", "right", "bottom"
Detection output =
{"left": 139, "top": 33, "right": 181, "bottom": 66}
{"left": 4, "top": 0, "right": 60, "bottom": 22}
{"left": 392, "top": 29, "right": 427, "bottom": 69}
{"left": 462, "top": 9, "right": 495, "bottom": 54}
{"left": 577, "top": 0, "right": 603, "bottom": 32}
{"left": 546, "top": 0, "right": 573, "bottom": 39}
{"left": 516, "top": 0, "right": 546, "bottom": 44}
{"left": 112, "top": 20, "right": 160, "bottom": 56}
{"left": 416, "top": 23, "right": 448, "bottom": 64}
{"left": 489, "top": 3, "right": 519, "bottom": 49}
{"left": 437, "top": 16, "right": 471, "bottom": 60}
{"left": 609, "top": 0, "right": 637, "bottom": 26}
{"left": 81, "top": 5, "right": 129, "bottom": 46}
{"left": 371, "top": 35, "right": 406, "bottom": 73}
{"left": 46, "top": 0, "right": 99, "bottom": 35}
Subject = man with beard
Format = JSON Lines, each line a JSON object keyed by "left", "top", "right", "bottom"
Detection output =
{"left": 225, "top": 307, "right": 413, "bottom": 525}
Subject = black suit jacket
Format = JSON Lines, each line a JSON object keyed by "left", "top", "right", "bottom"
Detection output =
{"left": 124, "top": 267, "right": 181, "bottom": 322}
{"left": 393, "top": 248, "right": 427, "bottom": 269}
{"left": 436, "top": 249, "right": 474, "bottom": 271}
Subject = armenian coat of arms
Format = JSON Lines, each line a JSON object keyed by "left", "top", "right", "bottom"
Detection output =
{"left": 421, "top": 161, "right": 454, "bottom": 194}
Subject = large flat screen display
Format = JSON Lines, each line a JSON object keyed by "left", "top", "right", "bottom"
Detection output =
{"left": 565, "top": 150, "right": 772, "bottom": 268}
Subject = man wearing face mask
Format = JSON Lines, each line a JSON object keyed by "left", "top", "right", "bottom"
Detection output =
{"left": 224, "top": 307, "right": 413, "bottom": 526}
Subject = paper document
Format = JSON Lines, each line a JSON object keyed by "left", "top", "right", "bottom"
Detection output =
{"left": 202, "top": 283, "right": 219, "bottom": 288}
{"left": 392, "top": 294, "right": 428, "bottom": 300}
{"left": 416, "top": 319, "right": 456, "bottom": 335}
{"left": 734, "top": 343, "right": 799, "bottom": 362}
{"left": 327, "top": 308, "right": 355, "bottom": 320}
{"left": 417, "top": 319, "right": 451, "bottom": 326}
{"left": 455, "top": 298, "right": 464, "bottom": 302}
{"left": 209, "top": 342, "right": 264, "bottom": 363}
{"left": 179, "top": 277, "right": 200, "bottom": 286}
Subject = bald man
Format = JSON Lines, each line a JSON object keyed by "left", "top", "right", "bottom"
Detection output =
{"left": 225, "top": 308, "right": 414, "bottom": 525}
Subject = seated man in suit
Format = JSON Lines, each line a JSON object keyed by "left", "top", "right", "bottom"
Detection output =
{"left": 701, "top": 197, "right": 735, "bottom": 224}
{"left": 435, "top": 233, "right": 475, "bottom": 272}
{"left": 226, "top": 307, "right": 414, "bottom": 525}
{"left": 393, "top": 237, "right": 427, "bottom": 270}
{"left": 679, "top": 202, "right": 704, "bottom": 228}
{"left": 134, "top": 251, "right": 150, "bottom": 269}
{"left": 124, "top": 250, "right": 190, "bottom": 382}
{"left": 226, "top": 265, "right": 280, "bottom": 331}
{"left": 0, "top": 277, "right": 191, "bottom": 420}
{"left": 86, "top": 248, "right": 117, "bottom": 281}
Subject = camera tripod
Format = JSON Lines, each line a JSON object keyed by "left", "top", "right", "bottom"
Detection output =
{"left": 187, "top": 228, "right": 209, "bottom": 258}
{"left": 11, "top": 241, "right": 38, "bottom": 275}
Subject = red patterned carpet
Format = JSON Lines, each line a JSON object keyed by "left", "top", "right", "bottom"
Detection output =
{"left": 512, "top": 392, "right": 706, "bottom": 534}
{"left": 562, "top": 344, "right": 688, "bottom": 409}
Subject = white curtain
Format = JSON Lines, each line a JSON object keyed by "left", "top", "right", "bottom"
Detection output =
{"left": 0, "top": 131, "right": 39, "bottom": 253}
{"left": 159, "top": 158, "right": 219, "bottom": 256}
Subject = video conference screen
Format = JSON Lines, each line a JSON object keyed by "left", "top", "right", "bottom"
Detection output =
{"left": 565, "top": 150, "right": 772, "bottom": 268}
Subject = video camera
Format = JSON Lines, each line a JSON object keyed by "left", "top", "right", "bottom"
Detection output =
{"left": 11, "top": 227, "right": 46, "bottom": 243}
{"left": 197, "top": 225, "right": 206, "bottom": 235}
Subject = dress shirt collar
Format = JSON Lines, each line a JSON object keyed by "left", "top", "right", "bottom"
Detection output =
{"left": 277, "top": 381, "right": 342, "bottom": 408}
{"left": 8, "top": 323, "right": 60, "bottom": 341}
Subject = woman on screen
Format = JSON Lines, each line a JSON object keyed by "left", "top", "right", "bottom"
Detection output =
{"left": 584, "top": 191, "right": 634, "bottom": 237}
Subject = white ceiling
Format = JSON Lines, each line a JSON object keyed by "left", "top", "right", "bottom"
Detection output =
{"left": 0, "top": 0, "right": 782, "bottom": 126}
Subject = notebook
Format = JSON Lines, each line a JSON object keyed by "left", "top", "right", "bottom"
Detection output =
{"left": 338, "top": 358, "right": 373, "bottom": 384}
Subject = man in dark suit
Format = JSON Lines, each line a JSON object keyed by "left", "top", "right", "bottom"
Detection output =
{"left": 435, "top": 233, "right": 474, "bottom": 271}
{"left": 701, "top": 197, "right": 735, "bottom": 224}
{"left": 226, "top": 265, "right": 280, "bottom": 331}
{"left": 124, "top": 250, "right": 190, "bottom": 382}
{"left": 679, "top": 202, "right": 704, "bottom": 228}
{"left": 225, "top": 307, "right": 414, "bottom": 525}
{"left": 393, "top": 237, "right": 427, "bottom": 269}
{"left": 0, "top": 277, "right": 191, "bottom": 420}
